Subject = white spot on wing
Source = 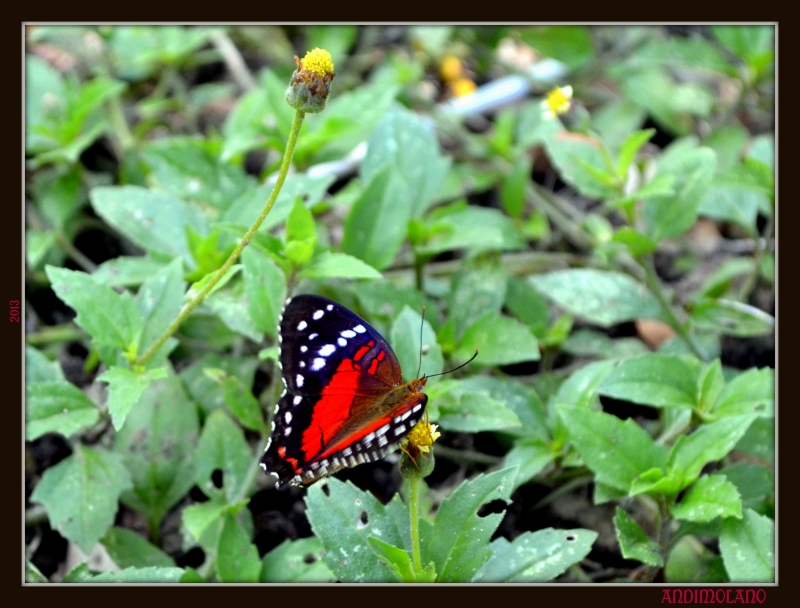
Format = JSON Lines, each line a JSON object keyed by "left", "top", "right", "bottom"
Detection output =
{"left": 309, "top": 333, "right": 318, "bottom": 340}
{"left": 299, "top": 361, "right": 306, "bottom": 368}
{"left": 311, "top": 358, "right": 325, "bottom": 371}
{"left": 353, "top": 324, "right": 366, "bottom": 333}
{"left": 296, "top": 374, "right": 304, "bottom": 387}
{"left": 297, "top": 320, "right": 307, "bottom": 331}
{"left": 319, "top": 344, "right": 336, "bottom": 357}
{"left": 326, "top": 304, "right": 333, "bottom": 311}
{"left": 300, "top": 345, "right": 308, "bottom": 353}
{"left": 394, "top": 424, "right": 407, "bottom": 436}
{"left": 376, "top": 425, "right": 390, "bottom": 437}
{"left": 340, "top": 329, "right": 356, "bottom": 338}
{"left": 293, "top": 396, "right": 302, "bottom": 405}
{"left": 337, "top": 338, "right": 347, "bottom": 347}
{"left": 313, "top": 310, "right": 324, "bottom": 320}
{"left": 284, "top": 411, "right": 292, "bottom": 423}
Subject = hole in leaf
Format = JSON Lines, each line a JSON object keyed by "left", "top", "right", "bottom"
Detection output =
{"left": 477, "top": 499, "right": 507, "bottom": 518}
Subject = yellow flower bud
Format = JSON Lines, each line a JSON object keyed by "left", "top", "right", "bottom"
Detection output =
{"left": 285, "top": 48, "right": 335, "bottom": 113}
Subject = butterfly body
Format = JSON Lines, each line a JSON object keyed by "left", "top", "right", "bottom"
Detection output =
{"left": 261, "top": 294, "right": 428, "bottom": 488}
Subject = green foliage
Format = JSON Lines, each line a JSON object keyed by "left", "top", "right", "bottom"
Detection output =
{"left": 26, "top": 25, "right": 772, "bottom": 583}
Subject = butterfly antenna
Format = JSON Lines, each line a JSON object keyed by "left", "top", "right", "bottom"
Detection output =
{"left": 424, "top": 349, "right": 478, "bottom": 380}
{"left": 416, "top": 306, "right": 426, "bottom": 380}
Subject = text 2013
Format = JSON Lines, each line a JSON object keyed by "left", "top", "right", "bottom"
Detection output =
{"left": 10, "top": 300, "right": 20, "bottom": 322}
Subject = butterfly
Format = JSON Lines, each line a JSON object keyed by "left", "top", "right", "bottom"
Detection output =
{"left": 260, "top": 294, "right": 429, "bottom": 489}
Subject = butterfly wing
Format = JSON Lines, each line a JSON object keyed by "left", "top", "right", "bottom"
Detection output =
{"left": 261, "top": 295, "right": 427, "bottom": 488}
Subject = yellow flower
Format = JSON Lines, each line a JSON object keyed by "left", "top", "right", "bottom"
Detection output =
{"left": 440, "top": 55, "right": 464, "bottom": 82}
{"left": 285, "top": 48, "right": 336, "bottom": 113}
{"left": 542, "top": 85, "right": 573, "bottom": 120}
{"left": 300, "top": 47, "right": 335, "bottom": 77}
{"left": 448, "top": 77, "right": 477, "bottom": 98}
{"left": 405, "top": 421, "right": 441, "bottom": 454}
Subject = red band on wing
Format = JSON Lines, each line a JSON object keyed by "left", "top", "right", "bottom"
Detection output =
{"left": 301, "top": 358, "right": 360, "bottom": 458}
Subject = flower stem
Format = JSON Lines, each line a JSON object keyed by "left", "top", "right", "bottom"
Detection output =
{"left": 641, "top": 257, "right": 708, "bottom": 361}
{"left": 135, "top": 110, "right": 307, "bottom": 367}
{"left": 408, "top": 476, "right": 423, "bottom": 576}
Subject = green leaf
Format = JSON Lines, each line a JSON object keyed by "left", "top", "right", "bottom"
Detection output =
{"left": 99, "top": 366, "right": 168, "bottom": 431}
{"left": 136, "top": 257, "right": 184, "bottom": 359}
{"left": 221, "top": 69, "right": 295, "bottom": 159}
{"left": 391, "top": 306, "right": 443, "bottom": 383}
{"left": 208, "top": 369, "right": 264, "bottom": 432}
{"left": 341, "top": 166, "right": 412, "bottom": 270}
{"left": 519, "top": 25, "right": 594, "bottom": 71}
{"left": 361, "top": 104, "right": 450, "bottom": 217}
{"left": 195, "top": 409, "right": 254, "bottom": 501}
{"left": 551, "top": 359, "right": 617, "bottom": 411}
{"left": 503, "top": 440, "right": 556, "bottom": 489}
{"left": 113, "top": 374, "right": 199, "bottom": 532}
{"left": 205, "top": 280, "right": 263, "bottom": 342}
{"left": 66, "top": 566, "right": 186, "bottom": 583}
{"left": 500, "top": 155, "right": 531, "bottom": 217}
{"left": 299, "top": 251, "right": 382, "bottom": 279}
{"left": 298, "top": 81, "right": 399, "bottom": 163}
{"left": 285, "top": 195, "right": 317, "bottom": 266}
{"left": 416, "top": 206, "right": 526, "bottom": 255}
{"left": 142, "top": 137, "right": 253, "bottom": 210}
{"left": 598, "top": 354, "right": 700, "bottom": 409}
{"left": 712, "top": 26, "right": 774, "bottom": 64}
{"left": 664, "top": 536, "right": 727, "bottom": 584}
{"left": 454, "top": 313, "right": 540, "bottom": 366}
{"left": 46, "top": 266, "right": 143, "bottom": 351}
{"left": 220, "top": 174, "right": 334, "bottom": 232}
{"left": 559, "top": 407, "right": 668, "bottom": 493}
{"left": 670, "top": 474, "right": 742, "bottom": 522}
{"left": 460, "top": 376, "right": 547, "bottom": 440}
{"left": 616, "top": 129, "right": 655, "bottom": 177}
{"left": 505, "top": 276, "right": 550, "bottom": 337}
{"left": 614, "top": 507, "right": 663, "bottom": 567}
{"left": 561, "top": 329, "right": 649, "bottom": 360}
{"left": 179, "top": 354, "right": 259, "bottom": 416}
{"left": 93, "top": 255, "right": 171, "bottom": 288}
{"left": 26, "top": 54, "right": 66, "bottom": 153}
{"left": 182, "top": 494, "right": 229, "bottom": 542}
{"left": 719, "top": 509, "right": 774, "bottom": 582}
{"left": 611, "top": 227, "right": 657, "bottom": 256}
{"left": 473, "top": 527, "right": 597, "bottom": 582}
{"left": 25, "top": 346, "right": 65, "bottom": 384}
{"left": 691, "top": 298, "right": 774, "bottom": 337}
{"left": 530, "top": 269, "right": 661, "bottom": 327}
{"left": 448, "top": 257, "right": 507, "bottom": 342}
{"left": 216, "top": 513, "right": 261, "bottom": 583}
{"left": 436, "top": 386, "right": 522, "bottom": 433}
{"left": 643, "top": 145, "right": 716, "bottom": 241}
{"left": 241, "top": 246, "right": 285, "bottom": 338}
{"left": 101, "top": 527, "right": 175, "bottom": 569}
{"left": 30, "top": 445, "right": 133, "bottom": 554}
{"left": 305, "top": 479, "right": 409, "bottom": 582}
{"left": 697, "top": 359, "right": 725, "bottom": 413}
{"left": 720, "top": 462, "right": 774, "bottom": 514}
{"left": 668, "top": 415, "right": 756, "bottom": 493}
{"left": 712, "top": 367, "right": 773, "bottom": 418}
{"left": 91, "top": 186, "right": 208, "bottom": 266}
{"left": 26, "top": 381, "right": 99, "bottom": 441}
{"left": 735, "top": 417, "right": 774, "bottom": 466}
{"left": 260, "top": 538, "right": 335, "bottom": 583}
{"left": 32, "top": 166, "right": 83, "bottom": 230}
{"left": 544, "top": 130, "right": 619, "bottom": 199}
{"left": 425, "top": 468, "right": 516, "bottom": 582}
{"left": 368, "top": 537, "right": 417, "bottom": 582}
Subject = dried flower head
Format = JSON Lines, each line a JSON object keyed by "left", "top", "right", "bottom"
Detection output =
{"left": 285, "top": 48, "right": 335, "bottom": 113}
